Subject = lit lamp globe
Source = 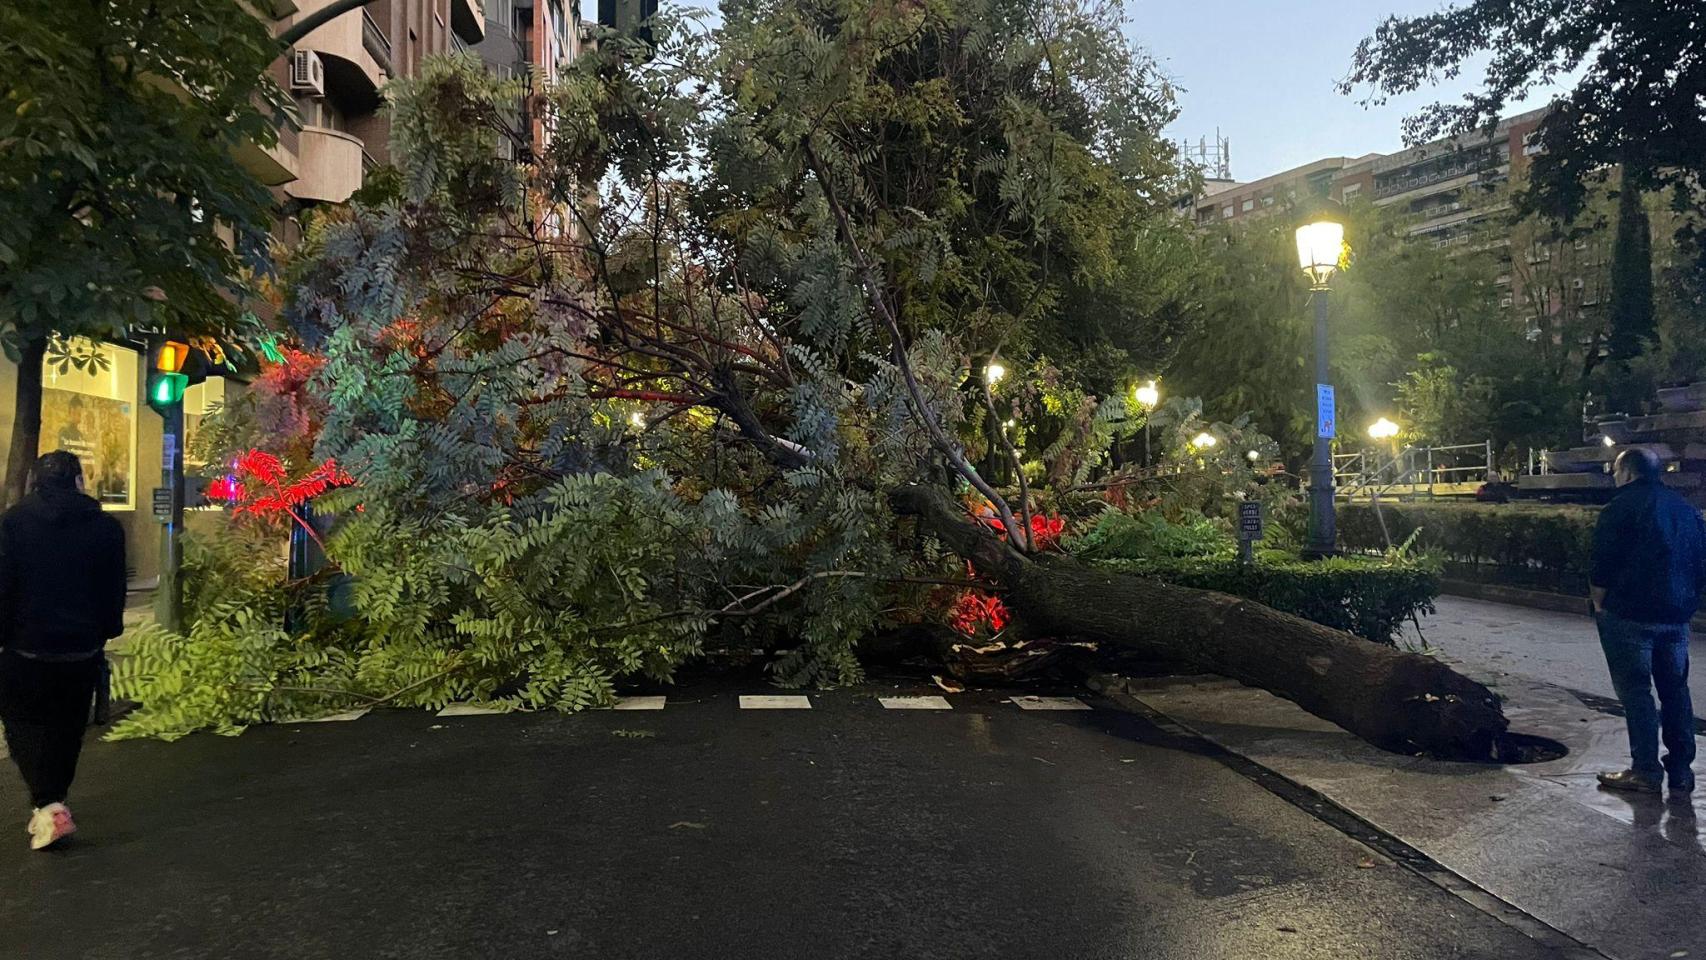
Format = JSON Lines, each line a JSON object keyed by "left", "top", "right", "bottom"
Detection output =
{"left": 985, "top": 362, "right": 1007, "bottom": 385}
{"left": 1295, "top": 220, "right": 1345, "bottom": 289}
{"left": 1190, "top": 432, "right": 1217, "bottom": 450}
{"left": 1368, "top": 417, "right": 1400, "bottom": 441}
{"left": 1134, "top": 380, "right": 1159, "bottom": 410}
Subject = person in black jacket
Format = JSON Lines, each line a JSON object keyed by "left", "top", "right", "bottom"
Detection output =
{"left": 1591, "top": 447, "right": 1706, "bottom": 797}
{"left": 0, "top": 450, "right": 126, "bottom": 849}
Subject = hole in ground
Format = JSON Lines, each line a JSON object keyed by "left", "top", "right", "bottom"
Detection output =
{"left": 1492, "top": 731, "right": 1569, "bottom": 764}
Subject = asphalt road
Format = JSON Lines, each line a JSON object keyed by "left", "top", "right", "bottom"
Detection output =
{"left": 0, "top": 684, "right": 1566, "bottom": 960}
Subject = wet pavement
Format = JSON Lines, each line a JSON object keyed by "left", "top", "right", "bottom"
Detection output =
{"left": 1125, "top": 669, "right": 1705, "bottom": 960}
{"left": 1405, "top": 595, "right": 1706, "bottom": 716}
{"left": 0, "top": 684, "right": 1563, "bottom": 960}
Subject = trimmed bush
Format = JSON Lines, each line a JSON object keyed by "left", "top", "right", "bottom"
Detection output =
{"left": 1086, "top": 552, "right": 1438, "bottom": 645}
{"left": 1338, "top": 502, "right": 1597, "bottom": 593}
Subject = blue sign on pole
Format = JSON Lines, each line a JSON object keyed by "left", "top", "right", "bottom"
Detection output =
{"left": 1316, "top": 384, "right": 1336, "bottom": 439}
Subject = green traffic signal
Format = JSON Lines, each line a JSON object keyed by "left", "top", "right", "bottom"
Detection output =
{"left": 148, "top": 371, "right": 188, "bottom": 410}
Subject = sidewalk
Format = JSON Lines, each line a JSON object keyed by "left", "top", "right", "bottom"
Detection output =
{"left": 1408, "top": 595, "right": 1706, "bottom": 716}
{"left": 1116, "top": 668, "right": 1706, "bottom": 960}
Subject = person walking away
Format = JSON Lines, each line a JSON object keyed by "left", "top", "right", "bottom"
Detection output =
{"left": 1591, "top": 448, "right": 1706, "bottom": 797}
{"left": 0, "top": 451, "right": 126, "bottom": 849}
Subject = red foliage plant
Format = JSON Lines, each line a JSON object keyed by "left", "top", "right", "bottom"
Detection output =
{"left": 228, "top": 449, "right": 355, "bottom": 550}
{"left": 982, "top": 511, "right": 1068, "bottom": 550}
{"left": 948, "top": 590, "right": 1010, "bottom": 638}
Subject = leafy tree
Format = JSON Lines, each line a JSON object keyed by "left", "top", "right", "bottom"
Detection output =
{"left": 116, "top": 6, "right": 1511, "bottom": 757}
{"left": 0, "top": 0, "right": 289, "bottom": 503}
{"left": 1341, "top": 0, "right": 1706, "bottom": 357}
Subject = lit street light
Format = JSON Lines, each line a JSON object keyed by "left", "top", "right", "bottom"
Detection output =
{"left": 985, "top": 362, "right": 1007, "bottom": 385}
{"left": 1134, "top": 380, "right": 1159, "bottom": 468}
{"left": 1191, "top": 432, "right": 1218, "bottom": 449}
{"left": 1247, "top": 450, "right": 1262, "bottom": 462}
{"left": 1297, "top": 216, "right": 1345, "bottom": 559}
{"left": 1368, "top": 417, "right": 1400, "bottom": 440}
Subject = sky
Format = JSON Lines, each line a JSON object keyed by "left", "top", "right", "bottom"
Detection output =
{"left": 1126, "top": 1, "right": 1564, "bottom": 181}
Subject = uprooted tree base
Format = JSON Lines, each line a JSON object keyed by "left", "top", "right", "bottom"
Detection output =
{"left": 889, "top": 485, "right": 1516, "bottom": 762}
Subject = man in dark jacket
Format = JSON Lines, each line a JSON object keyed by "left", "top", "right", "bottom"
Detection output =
{"left": 0, "top": 450, "right": 126, "bottom": 849}
{"left": 1591, "top": 447, "right": 1706, "bottom": 796}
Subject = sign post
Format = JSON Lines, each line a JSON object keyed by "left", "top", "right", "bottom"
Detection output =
{"left": 1237, "top": 500, "right": 1264, "bottom": 566}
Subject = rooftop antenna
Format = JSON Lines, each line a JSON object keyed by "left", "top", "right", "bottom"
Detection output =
{"left": 1179, "top": 129, "right": 1232, "bottom": 180}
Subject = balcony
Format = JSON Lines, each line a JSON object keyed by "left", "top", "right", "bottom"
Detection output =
{"left": 285, "top": 126, "right": 365, "bottom": 203}
{"left": 452, "top": 0, "right": 486, "bottom": 44}
{"left": 289, "top": 0, "right": 388, "bottom": 95}
{"left": 361, "top": 11, "right": 392, "bottom": 76}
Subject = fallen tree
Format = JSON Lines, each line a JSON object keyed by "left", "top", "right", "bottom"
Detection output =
{"left": 891, "top": 486, "right": 1507, "bottom": 759}
{"left": 114, "top": 0, "right": 1513, "bottom": 759}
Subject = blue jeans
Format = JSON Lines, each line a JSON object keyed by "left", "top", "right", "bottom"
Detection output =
{"left": 1597, "top": 611, "right": 1696, "bottom": 787}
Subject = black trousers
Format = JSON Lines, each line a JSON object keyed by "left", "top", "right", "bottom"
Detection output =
{"left": 0, "top": 651, "right": 101, "bottom": 809}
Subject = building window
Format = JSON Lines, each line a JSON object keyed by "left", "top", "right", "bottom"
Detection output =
{"left": 1522, "top": 132, "right": 1544, "bottom": 157}
{"left": 40, "top": 339, "right": 138, "bottom": 510}
{"left": 1241, "top": 199, "right": 1254, "bottom": 212}
{"left": 1221, "top": 205, "right": 1234, "bottom": 219}
{"left": 1341, "top": 184, "right": 1362, "bottom": 201}
{"left": 183, "top": 379, "right": 228, "bottom": 467}
{"left": 1261, "top": 195, "right": 1275, "bottom": 207}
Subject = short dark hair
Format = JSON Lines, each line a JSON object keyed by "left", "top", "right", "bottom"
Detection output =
{"left": 33, "top": 450, "right": 83, "bottom": 491}
{"left": 1615, "top": 447, "right": 1662, "bottom": 481}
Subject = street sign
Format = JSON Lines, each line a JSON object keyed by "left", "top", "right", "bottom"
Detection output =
{"left": 152, "top": 487, "right": 172, "bottom": 521}
{"left": 1238, "top": 501, "right": 1264, "bottom": 541}
{"left": 1316, "top": 383, "right": 1336, "bottom": 439}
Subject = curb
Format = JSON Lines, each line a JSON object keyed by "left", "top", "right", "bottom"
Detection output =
{"left": 1086, "top": 673, "right": 1612, "bottom": 960}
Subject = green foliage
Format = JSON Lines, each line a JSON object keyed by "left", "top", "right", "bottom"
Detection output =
{"left": 1091, "top": 552, "right": 1439, "bottom": 645}
{"left": 0, "top": 0, "right": 281, "bottom": 353}
{"left": 1338, "top": 501, "right": 1597, "bottom": 594}
{"left": 1067, "top": 510, "right": 1230, "bottom": 561}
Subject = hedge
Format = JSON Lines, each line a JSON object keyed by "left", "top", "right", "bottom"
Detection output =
{"left": 1090, "top": 553, "right": 1438, "bottom": 645}
{"left": 1337, "top": 502, "right": 1597, "bottom": 594}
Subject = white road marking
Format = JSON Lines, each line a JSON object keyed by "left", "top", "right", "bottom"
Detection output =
{"left": 608, "top": 696, "right": 667, "bottom": 711}
{"left": 879, "top": 696, "right": 952, "bottom": 710}
{"left": 739, "top": 695, "right": 812, "bottom": 709}
{"left": 285, "top": 708, "right": 371, "bottom": 723}
{"left": 436, "top": 703, "right": 508, "bottom": 717}
{"left": 1010, "top": 696, "right": 1091, "bottom": 711}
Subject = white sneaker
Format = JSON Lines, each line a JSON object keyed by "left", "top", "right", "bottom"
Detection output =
{"left": 27, "top": 803, "right": 74, "bottom": 850}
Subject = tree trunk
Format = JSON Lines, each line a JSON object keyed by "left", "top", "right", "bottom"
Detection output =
{"left": 2, "top": 336, "right": 49, "bottom": 508}
{"left": 891, "top": 484, "right": 1510, "bottom": 760}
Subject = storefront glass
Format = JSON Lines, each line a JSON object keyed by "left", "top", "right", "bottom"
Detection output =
{"left": 39, "top": 341, "right": 139, "bottom": 510}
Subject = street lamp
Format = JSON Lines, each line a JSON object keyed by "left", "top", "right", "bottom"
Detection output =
{"left": 1134, "top": 380, "right": 1159, "bottom": 468}
{"left": 985, "top": 362, "right": 1007, "bottom": 385}
{"left": 1368, "top": 417, "right": 1399, "bottom": 441}
{"left": 1297, "top": 217, "right": 1345, "bottom": 558}
{"left": 1247, "top": 450, "right": 1262, "bottom": 463}
{"left": 1190, "top": 432, "right": 1217, "bottom": 450}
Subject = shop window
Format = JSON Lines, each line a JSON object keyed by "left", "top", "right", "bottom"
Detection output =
{"left": 184, "top": 378, "right": 228, "bottom": 467}
{"left": 40, "top": 339, "right": 138, "bottom": 509}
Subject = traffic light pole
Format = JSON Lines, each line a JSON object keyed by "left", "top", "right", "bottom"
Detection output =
{"left": 155, "top": 402, "right": 184, "bottom": 633}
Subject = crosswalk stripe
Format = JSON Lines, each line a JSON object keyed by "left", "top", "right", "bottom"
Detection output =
{"left": 879, "top": 696, "right": 952, "bottom": 710}
{"left": 739, "top": 695, "right": 812, "bottom": 709}
{"left": 283, "top": 708, "right": 371, "bottom": 723}
{"left": 607, "top": 696, "right": 667, "bottom": 711}
{"left": 436, "top": 703, "right": 508, "bottom": 717}
{"left": 1010, "top": 695, "right": 1091, "bottom": 711}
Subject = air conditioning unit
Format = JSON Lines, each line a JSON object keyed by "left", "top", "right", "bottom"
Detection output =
{"left": 290, "top": 50, "right": 325, "bottom": 96}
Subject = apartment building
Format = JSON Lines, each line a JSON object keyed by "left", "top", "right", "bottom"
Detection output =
{"left": 0, "top": 0, "right": 591, "bottom": 584}
{"left": 1179, "top": 156, "right": 1376, "bottom": 227}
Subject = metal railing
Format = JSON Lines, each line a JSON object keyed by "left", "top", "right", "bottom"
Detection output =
{"left": 1334, "top": 440, "right": 1494, "bottom": 500}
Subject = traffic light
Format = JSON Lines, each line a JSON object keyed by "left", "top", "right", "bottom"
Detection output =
{"left": 145, "top": 338, "right": 209, "bottom": 413}
{"left": 147, "top": 339, "right": 190, "bottom": 412}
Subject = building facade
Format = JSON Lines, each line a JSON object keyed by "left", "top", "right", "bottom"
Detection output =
{"left": 0, "top": 0, "right": 589, "bottom": 586}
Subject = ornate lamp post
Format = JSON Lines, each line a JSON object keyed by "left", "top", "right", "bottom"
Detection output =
{"left": 1134, "top": 380, "right": 1159, "bottom": 466}
{"left": 1296, "top": 218, "right": 1344, "bottom": 558}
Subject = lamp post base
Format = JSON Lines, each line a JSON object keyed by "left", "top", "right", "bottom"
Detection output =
{"left": 1302, "top": 480, "right": 1336, "bottom": 560}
